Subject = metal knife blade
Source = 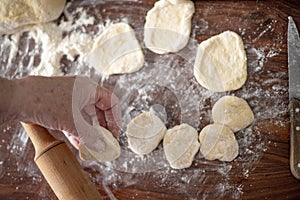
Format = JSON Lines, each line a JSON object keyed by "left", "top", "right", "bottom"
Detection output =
{"left": 288, "top": 16, "right": 300, "bottom": 180}
{"left": 288, "top": 16, "right": 300, "bottom": 100}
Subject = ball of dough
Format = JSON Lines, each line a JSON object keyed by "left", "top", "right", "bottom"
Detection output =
{"left": 126, "top": 111, "right": 167, "bottom": 155}
{"left": 144, "top": 0, "right": 195, "bottom": 54}
{"left": 79, "top": 125, "right": 121, "bottom": 162}
{"left": 212, "top": 96, "right": 254, "bottom": 132}
{"left": 163, "top": 123, "right": 200, "bottom": 169}
{"left": 86, "top": 23, "right": 144, "bottom": 75}
{"left": 0, "top": 0, "right": 66, "bottom": 35}
{"left": 193, "top": 31, "right": 247, "bottom": 92}
{"left": 199, "top": 124, "right": 238, "bottom": 162}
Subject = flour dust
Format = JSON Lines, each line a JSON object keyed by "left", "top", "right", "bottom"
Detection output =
{"left": 0, "top": 1, "right": 288, "bottom": 200}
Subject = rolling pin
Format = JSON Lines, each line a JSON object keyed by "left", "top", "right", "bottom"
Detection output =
{"left": 21, "top": 122, "right": 102, "bottom": 200}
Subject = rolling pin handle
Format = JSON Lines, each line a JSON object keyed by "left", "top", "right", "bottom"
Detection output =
{"left": 21, "top": 123, "right": 102, "bottom": 200}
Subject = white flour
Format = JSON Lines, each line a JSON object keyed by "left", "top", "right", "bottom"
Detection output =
{"left": 0, "top": 1, "right": 288, "bottom": 200}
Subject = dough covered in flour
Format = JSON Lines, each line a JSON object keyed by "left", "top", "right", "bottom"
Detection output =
{"left": 212, "top": 96, "right": 254, "bottom": 132}
{"left": 126, "top": 111, "right": 167, "bottom": 155}
{"left": 86, "top": 23, "right": 144, "bottom": 75}
{"left": 144, "top": 0, "right": 195, "bottom": 54}
{"left": 199, "top": 124, "right": 238, "bottom": 162}
{"left": 79, "top": 125, "right": 121, "bottom": 162}
{"left": 0, "top": 0, "right": 66, "bottom": 35}
{"left": 194, "top": 31, "right": 247, "bottom": 92}
{"left": 163, "top": 124, "right": 199, "bottom": 169}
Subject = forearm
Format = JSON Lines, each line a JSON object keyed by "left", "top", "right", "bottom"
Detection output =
{"left": 0, "top": 77, "right": 22, "bottom": 124}
{"left": 0, "top": 76, "right": 76, "bottom": 124}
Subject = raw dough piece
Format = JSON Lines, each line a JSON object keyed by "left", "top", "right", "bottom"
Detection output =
{"left": 194, "top": 31, "right": 247, "bottom": 92}
{"left": 79, "top": 125, "right": 121, "bottom": 162}
{"left": 212, "top": 96, "right": 254, "bottom": 132}
{"left": 0, "top": 0, "right": 66, "bottom": 35}
{"left": 126, "top": 111, "right": 167, "bottom": 155}
{"left": 144, "top": 0, "right": 195, "bottom": 54}
{"left": 199, "top": 124, "right": 238, "bottom": 162}
{"left": 86, "top": 23, "right": 144, "bottom": 75}
{"left": 163, "top": 123, "right": 200, "bottom": 169}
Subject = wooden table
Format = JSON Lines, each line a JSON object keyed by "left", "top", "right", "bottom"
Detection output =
{"left": 0, "top": 0, "right": 300, "bottom": 199}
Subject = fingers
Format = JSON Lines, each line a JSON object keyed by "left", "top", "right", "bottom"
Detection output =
{"left": 97, "top": 105, "right": 121, "bottom": 138}
{"left": 96, "top": 109, "right": 107, "bottom": 129}
{"left": 95, "top": 86, "right": 119, "bottom": 111}
{"left": 96, "top": 102, "right": 121, "bottom": 138}
{"left": 62, "top": 131, "right": 80, "bottom": 149}
{"left": 95, "top": 86, "right": 121, "bottom": 138}
{"left": 72, "top": 76, "right": 121, "bottom": 141}
{"left": 81, "top": 108, "right": 93, "bottom": 125}
{"left": 105, "top": 104, "right": 121, "bottom": 138}
{"left": 72, "top": 113, "right": 106, "bottom": 153}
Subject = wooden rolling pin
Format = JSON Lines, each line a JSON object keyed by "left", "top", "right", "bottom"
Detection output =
{"left": 21, "top": 123, "right": 102, "bottom": 200}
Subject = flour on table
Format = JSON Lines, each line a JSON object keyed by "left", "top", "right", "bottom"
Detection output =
{"left": 126, "top": 111, "right": 166, "bottom": 155}
{"left": 28, "top": 22, "right": 95, "bottom": 76}
{"left": 0, "top": 1, "right": 288, "bottom": 199}
{"left": 163, "top": 123, "right": 199, "bottom": 169}
{"left": 194, "top": 31, "right": 247, "bottom": 92}
{"left": 144, "top": 0, "right": 195, "bottom": 54}
{"left": 0, "top": 5, "right": 100, "bottom": 78}
{"left": 199, "top": 124, "right": 239, "bottom": 162}
{"left": 79, "top": 125, "right": 121, "bottom": 162}
{"left": 0, "top": 0, "right": 66, "bottom": 35}
{"left": 212, "top": 96, "right": 254, "bottom": 132}
{"left": 86, "top": 23, "right": 144, "bottom": 75}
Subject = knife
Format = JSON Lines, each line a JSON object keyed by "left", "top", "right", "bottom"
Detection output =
{"left": 288, "top": 16, "right": 300, "bottom": 180}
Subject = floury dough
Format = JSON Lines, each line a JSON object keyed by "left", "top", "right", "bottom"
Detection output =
{"left": 0, "top": 0, "right": 66, "bottom": 35}
{"left": 163, "top": 124, "right": 199, "bottom": 169}
{"left": 199, "top": 124, "right": 239, "bottom": 162}
{"left": 144, "top": 0, "right": 195, "bottom": 54}
{"left": 194, "top": 31, "right": 247, "bottom": 92}
{"left": 86, "top": 23, "right": 144, "bottom": 75}
{"left": 126, "top": 111, "right": 167, "bottom": 155}
{"left": 79, "top": 125, "right": 121, "bottom": 162}
{"left": 212, "top": 96, "right": 254, "bottom": 132}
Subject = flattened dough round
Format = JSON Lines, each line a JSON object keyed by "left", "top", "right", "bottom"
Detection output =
{"left": 86, "top": 23, "right": 144, "bottom": 75}
{"left": 199, "top": 124, "right": 238, "bottom": 162}
{"left": 126, "top": 111, "right": 166, "bottom": 155}
{"left": 194, "top": 31, "right": 247, "bottom": 92}
{"left": 79, "top": 125, "right": 121, "bottom": 162}
{"left": 144, "top": 0, "right": 195, "bottom": 54}
{"left": 0, "top": 0, "right": 66, "bottom": 35}
{"left": 163, "top": 123, "right": 199, "bottom": 169}
{"left": 212, "top": 96, "right": 254, "bottom": 132}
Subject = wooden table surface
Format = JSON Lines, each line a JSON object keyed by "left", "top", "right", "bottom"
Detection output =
{"left": 1, "top": 0, "right": 300, "bottom": 199}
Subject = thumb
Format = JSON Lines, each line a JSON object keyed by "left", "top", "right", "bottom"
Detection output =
{"left": 73, "top": 108, "right": 121, "bottom": 161}
{"left": 72, "top": 107, "right": 106, "bottom": 152}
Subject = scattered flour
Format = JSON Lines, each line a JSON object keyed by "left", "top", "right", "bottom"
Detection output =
{"left": 0, "top": 1, "right": 288, "bottom": 200}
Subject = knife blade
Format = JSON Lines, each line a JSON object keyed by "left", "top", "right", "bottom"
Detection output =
{"left": 288, "top": 16, "right": 300, "bottom": 180}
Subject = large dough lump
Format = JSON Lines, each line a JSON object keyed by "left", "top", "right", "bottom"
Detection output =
{"left": 86, "top": 23, "right": 144, "bottom": 75}
{"left": 212, "top": 96, "right": 254, "bottom": 132}
{"left": 199, "top": 124, "right": 238, "bottom": 162}
{"left": 163, "top": 123, "right": 199, "bottom": 169}
{"left": 144, "top": 0, "right": 195, "bottom": 54}
{"left": 194, "top": 31, "right": 247, "bottom": 92}
{"left": 0, "top": 0, "right": 66, "bottom": 35}
{"left": 126, "top": 111, "right": 167, "bottom": 155}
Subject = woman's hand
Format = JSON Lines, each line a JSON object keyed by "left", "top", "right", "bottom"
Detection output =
{"left": 6, "top": 76, "right": 121, "bottom": 149}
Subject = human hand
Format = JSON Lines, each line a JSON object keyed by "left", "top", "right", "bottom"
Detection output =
{"left": 15, "top": 76, "right": 121, "bottom": 150}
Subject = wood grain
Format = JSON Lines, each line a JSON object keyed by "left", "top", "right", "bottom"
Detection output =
{"left": 0, "top": 0, "right": 300, "bottom": 199}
